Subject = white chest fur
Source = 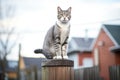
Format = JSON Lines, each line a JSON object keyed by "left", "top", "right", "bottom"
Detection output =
{"left": 57, "top": 21, "right": 70, "bottom": 44}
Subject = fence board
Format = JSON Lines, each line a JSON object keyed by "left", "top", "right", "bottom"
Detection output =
{"left": 109, "top": 65, "right": 120, "bottom": 80}
{"left": 74, "top": 66, "right": 103, "bottom": 80}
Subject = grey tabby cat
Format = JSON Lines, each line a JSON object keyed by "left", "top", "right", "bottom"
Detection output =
{"left": 34, "top": 6, "right": 71, "bottom": 59}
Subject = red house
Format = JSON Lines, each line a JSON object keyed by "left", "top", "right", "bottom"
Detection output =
{"left": 92, "top": 24, "right": 120, "bottom": 80}
{"left": 68, "top": 24, "right": 120, "bottom": 80}
{"left": 68, "top": 37, "right": 95, "bottom": 69}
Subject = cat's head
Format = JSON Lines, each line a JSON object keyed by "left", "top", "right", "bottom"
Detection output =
{"left": 57, "top": 6, "right": 71, "bottom": 24}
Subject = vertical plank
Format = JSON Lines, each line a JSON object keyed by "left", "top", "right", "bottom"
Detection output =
{"left": 109, "top": 65, "right": 120, "bottom": 80}
{"left": 74, "top": 66, "right": 102, "bottom": 80}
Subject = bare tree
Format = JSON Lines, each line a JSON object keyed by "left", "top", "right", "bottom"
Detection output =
{"left": 0, "top": 0, "right": 17, "bottom": 79}
{"left": 0, "top": 27, "right": 17, "bottom": 78}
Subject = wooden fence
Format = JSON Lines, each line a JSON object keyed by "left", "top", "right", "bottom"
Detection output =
{"left": 20, "top": 66, "right": 107, "bottom": 80}
{"left": 74, "top": 66, "right": 103, "bottom": 80}
{"left": 19, "top": 65, "right": 120, "bottom": 80}
{"left": 109, "top": 65, "right": 120, "bottom": 80}
{"left": 20, "top": 67, "right": 42, "bottom": 80}
{"left": 0, "top": 73, "right": 4, "bottom": 80}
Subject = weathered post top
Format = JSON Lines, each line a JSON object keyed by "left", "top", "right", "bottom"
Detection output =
{"left": 42, "top": 59, "right": 74, "bottom": 67}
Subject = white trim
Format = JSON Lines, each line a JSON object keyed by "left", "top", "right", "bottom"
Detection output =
{"left": 94, "top": 48, "right": 99, "bottom": 66}
{"left": 102, "top": 25, "right": 118, "bottom": 46}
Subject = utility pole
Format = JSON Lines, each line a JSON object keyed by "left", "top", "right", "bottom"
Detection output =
{"left": 17, "top": 43, "right": 21, "bottom": 80}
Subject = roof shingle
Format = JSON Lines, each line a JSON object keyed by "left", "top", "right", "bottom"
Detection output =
{"left": 68, "top": 37, "right": 94, "bottom": 54}
{"left": 23, "top": 57, "right": 47, "bottom": 69}
{"left": 104, "top": 24, "right": 120, "bottom": 45}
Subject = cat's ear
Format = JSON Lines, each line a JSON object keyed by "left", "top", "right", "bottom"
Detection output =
{"left": 68, "top": 7, "right": 72, "bottom": 13}
{"left": 57, "top": 6, "right": 62, "bottom": 13}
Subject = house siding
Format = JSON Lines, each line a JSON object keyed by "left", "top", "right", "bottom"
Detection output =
{"left": 78, "top": 52, "right": 93, "bottom": 67}
{"left": 68, "top": 53, "right": 79, "bottom": 69}
{"left": 93, "top": 28, "right": 116, "bottom": 80}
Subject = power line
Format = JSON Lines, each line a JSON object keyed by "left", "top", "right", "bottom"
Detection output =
{"left": 73, "top": 18, "right": 120, "bottom": 25}
{"left": 1, "top": 18, "right": 120, "bottom": 34}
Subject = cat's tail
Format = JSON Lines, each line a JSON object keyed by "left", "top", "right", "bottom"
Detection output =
{"left": 34, "top": 49, "right": 43, "bottom": 53}
{"left": 34, "top": 49, "right": 53, "bottom": 59}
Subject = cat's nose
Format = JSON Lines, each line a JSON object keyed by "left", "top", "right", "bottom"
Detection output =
{"left": 64, "top": 17, "right": 68, "bottom": 21}
{"left": 64, "top": 17, "right": 67, "bottom": 20}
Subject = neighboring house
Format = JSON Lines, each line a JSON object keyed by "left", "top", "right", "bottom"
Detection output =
{"left": 0, "top": 60, "right": 18, "bottom": 80}
{"left": 19, "top": 56, "right": 46, "bottom": 80}
{"left": 68, "top": 37, "right": 95, "bottom": 69}
{"left": 92, "top": 24, "right": 120, "bottom": 80}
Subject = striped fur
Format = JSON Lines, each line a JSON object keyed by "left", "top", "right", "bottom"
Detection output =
{"left": 42, "top": 6, "right": 71, "bottom": 59}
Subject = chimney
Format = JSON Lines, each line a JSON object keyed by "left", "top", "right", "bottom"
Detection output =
{"left": 85, "top": 29, "right": 89, "bottom": 41}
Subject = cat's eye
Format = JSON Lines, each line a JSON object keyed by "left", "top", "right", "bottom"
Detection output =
{"left": 59, "top": 13, "right": 64, "bottom": 16}
{"left": 65, "top": 13, "right": 70, "bottom": 16}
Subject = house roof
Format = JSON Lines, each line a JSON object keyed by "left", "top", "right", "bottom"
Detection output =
{"left": 103, "top": 24, "right": 120, "bottom": 46}
{"left": 110, "top": 46, "right": 120, "bottom": 53}
{"left": 23, "top": 57, "right": 47, "bottom": 69}
{"left": 68, "top": 37, "right": 95, "bottom": 54}
{"left": 0, "top": 60, "right": 18, "bottom": 73}
{"left": 103, "top": 24, "right": 120, "bottom": 53}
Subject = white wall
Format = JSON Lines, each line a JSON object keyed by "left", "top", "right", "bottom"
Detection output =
{"left": 82, "top": 58, "right": 93, "bottom": 68}
{"left": 68, "top": 53, "right": 94, "bottom": 69}
{"left": 68, "top": 53, "right": 79, "bottom": 69}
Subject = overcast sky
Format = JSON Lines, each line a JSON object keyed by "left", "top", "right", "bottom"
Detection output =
{"left": 4, "top": 0, "right": 120, "bottom": 60}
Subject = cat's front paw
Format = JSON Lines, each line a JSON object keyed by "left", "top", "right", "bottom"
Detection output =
{"left": 63, "top": 56, "right": 68, "bottom": 59}
{"left": 53, "top": 56, "right": 62, "bottom": 59}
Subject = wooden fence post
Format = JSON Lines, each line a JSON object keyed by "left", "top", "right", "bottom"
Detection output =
{"left": 42, "top": 59, "right": 74, "bottom": 80}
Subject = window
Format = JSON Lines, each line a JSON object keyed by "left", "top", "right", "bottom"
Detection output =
{"left": 83, "top": 58, "right": 93, "bottom": 67}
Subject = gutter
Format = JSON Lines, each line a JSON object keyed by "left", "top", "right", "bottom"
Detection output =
{"left": 110, "top": 46, "right": 120, "bottom": 53}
